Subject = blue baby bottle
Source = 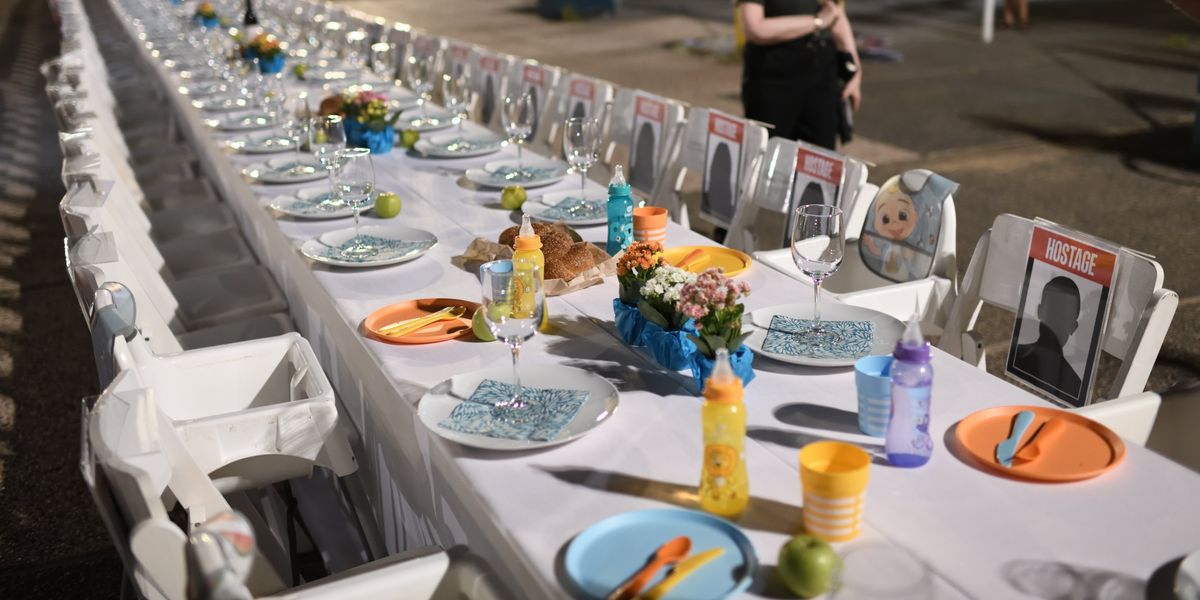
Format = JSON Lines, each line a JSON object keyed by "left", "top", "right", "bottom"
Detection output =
{"left": 606, "top": 165, "right": 634, "bottom": 256}
{"left": 885, "top": 315, "right": 934, "bottom": 468}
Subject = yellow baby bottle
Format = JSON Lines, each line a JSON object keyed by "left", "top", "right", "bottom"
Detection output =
{"left": 512, "top": 215, "right": 550, "bottom": 330}
{"left": 699, "top": 348, "right": 749, "bottom": 519}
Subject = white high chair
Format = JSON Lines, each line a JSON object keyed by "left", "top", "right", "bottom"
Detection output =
{"left": 939, "top": 214, "right": 1178, "bottom": 444}
{"left": 541, "top": 72, "right": 615, "bottom": 167}
{"left": 504, "top": 59, "right": 562, "bottom": 154}
{"left": 654, "top": 107, "right": 768, "bottom": 232}
{"left": 755, "top": 169, "right": 959, "bottom": 335}
{"left": 603, "top": 88, "right": 687, "bottom": 203}
{"left": 726, "top": 137, "right": 869, "bottom": 254}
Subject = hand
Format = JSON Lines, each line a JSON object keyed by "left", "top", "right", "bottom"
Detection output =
{"left": 842, "top": 72, "right": 862, "bottom": 112}
{"left": 816, "top": 1, "right": 842, "bottom": 29}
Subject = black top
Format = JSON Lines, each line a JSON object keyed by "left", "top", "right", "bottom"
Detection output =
{"left": 738, "top": 0, "right": 819, "bottom": 18}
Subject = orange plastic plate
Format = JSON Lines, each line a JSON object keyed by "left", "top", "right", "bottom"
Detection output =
{"left": 363, "top": 298, "right": 479, "bottom": 345}
{"left": 954, "top": 405, "right": 1125, "bottom": 482}
{"left": 661, "top": 246, "right": 752, "bottom": 277}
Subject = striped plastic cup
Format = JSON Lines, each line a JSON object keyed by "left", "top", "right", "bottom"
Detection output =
{"left": 633, "top": 206, "right": 667, "bottom": 244}
{"left": 854, "top": 355, "right": 893, "bottom": 437}
{"left": 799, "top": 441, "right": 871, "bottom": 542}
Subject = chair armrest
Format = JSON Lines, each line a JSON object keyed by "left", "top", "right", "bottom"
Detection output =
{"left": 1072, "top": 391, "right": 1161, "bottom": 447}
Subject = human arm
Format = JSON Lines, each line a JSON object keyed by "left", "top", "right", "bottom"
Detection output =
{"left": 737, "top": 1, "right": 841, "bottom": 45}
{"left": 829, "top": 5, "right": 863, "bottom": 111}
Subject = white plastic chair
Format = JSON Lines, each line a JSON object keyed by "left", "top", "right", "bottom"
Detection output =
{"left": 652, "top": 108, "right": 768, "bottom": 233}
{"left": 504, "top": 59, "right": 562, "bottom": 153}
{"left": 541, "top": 72, "right": 615, "bottom": 165}
{"left": 471, "top": 49, "right": 514, "bottom": 132}
{"left": 939, "top": 214, "right": 1177, "bottom": 439}
{"left": 726, "top": 137, "right": 868, "bottom": 254}
{"left": 604, "top": 88, "right": 687, "bottom": 202}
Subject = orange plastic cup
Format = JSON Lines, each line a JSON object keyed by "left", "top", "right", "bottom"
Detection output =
{"left": 799, "top": 441, "right": 871, "bottom": 542}
{"left": 633, "top": 206, "right": 668, "bottom": 244}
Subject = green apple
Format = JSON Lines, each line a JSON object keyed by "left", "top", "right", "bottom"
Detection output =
{"left": 400, "top": 129, "right": 420, "bottom": 149}
{"left": 500, "top": 185, "right": 527, "bottom": 210}
{"left": 777, "top": 535, "right": 841, "bottom": 598}
{"left": 374, "top": 192, "right": 402, "bottom": 218}
{"left": 471, "top": 307, "right": 496, "bottom": 341}
{"left": 291, "top": 63, "right": 308, "bottom": 79}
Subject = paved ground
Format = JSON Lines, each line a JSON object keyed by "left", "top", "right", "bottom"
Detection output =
{"left": 0, "top": 0, "right": 1197, "bottom": 596}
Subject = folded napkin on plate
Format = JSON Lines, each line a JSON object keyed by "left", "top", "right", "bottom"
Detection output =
{"left": 488, "top": 165, "right": 561, "bottom": 183}
{"left": 438, "top": 379, "right": 589, "bottom": 441}
{"left": 431, "top": 137, "right": 501, "bottom": 153}
{"left": 312, "top": 235, "right": 435, "bottom": 262}
{"left": 271, "top": 193, "right": 339, "bottom": 216}
{"left": 541, "top": 197, "right": 605, "bottom": 221}
{"left": 762, "top": 314, "right": 875, "bottom": 360}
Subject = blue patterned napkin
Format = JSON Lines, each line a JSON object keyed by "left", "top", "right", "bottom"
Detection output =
{"left": 540, "top": 197, "right": 605, "bottom": 221}
{"left": 274, "top": 192, "right": 343, "bottom": 216}
{"left": 430, "top": 137, "right": 502, "bottom": 154}
{"left": 438, "top": 379, "right": 589, "bottom": 441}
{"left": 312, "top": 235, "right": 435, "bottom": 263}
{"left": 762, "top": 314, "right": 876, "bottom": 360}
{"left": 487, "top": 165, "right": 563, "bottom": 185}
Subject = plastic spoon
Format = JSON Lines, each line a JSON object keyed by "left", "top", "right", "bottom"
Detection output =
{"left": 378, "top": 306, "right": 466, "bottom": 337}
{"left": 1014, "top": 417, "right": 1069, "bottom": 464}
{"left": 995, "top": 410, "right": 1035, "bottom": 468}
{"left": 608, "top": 536, "right": 692, "bottom": 600}
{"left": 640, "top": 547, "right": 725, "bottom": 600}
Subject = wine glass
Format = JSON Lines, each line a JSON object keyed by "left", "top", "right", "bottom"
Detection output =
{"left": 332, "top": 147, "right": 377, "bottom": 258}
{"left": 370, "top": 42, "right": 393, "bottom": 81}
{"left": 280, "top": 92, "right": 310, "bottom": 175}
{"left": 309, "top": 114, "right": 346, "bottom": 208}
{"left": 501, "top": 92, "right": 534, "bottom": 179}
{"left": 479, "top": 259, "right": 545, "bottom": 420}
{"left": 440, "top": 64, "right": 472, "bottom": 144}
{"left": 562, "top": 116, "right": 598, "bottom": 198}
{"left": 406, "top": 53, "right": 435, "bottom": 126}
{"left": 790, "top": 204, "right": 844, "bottom": 342}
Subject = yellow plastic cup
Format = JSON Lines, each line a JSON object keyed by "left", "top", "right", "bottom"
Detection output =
{"left": 799, "top": 441, "right": 871, "bottom": 542}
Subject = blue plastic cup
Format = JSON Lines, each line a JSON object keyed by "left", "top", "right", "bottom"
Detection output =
{"left": 854, "top": 355, "right": 893, "bottom": 437}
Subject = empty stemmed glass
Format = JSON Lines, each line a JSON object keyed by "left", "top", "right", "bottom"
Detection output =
{"left": 441, "top": 64, "right": 472, "bottom": 146}
{"left": 479, "top": 259, "right": 545, "bottom": 421}
{"left": 370, "top": 42, "right": 393, "bottom": 81}
{"left": 501, "top": 92, "right": 535, "bottom": 180}
{"left": 562, "top": 116, "right": 598, "bottom": 198}
{"left": 406, "top": 53, "right": 435, "bottom": 126}
{"left": 280, "top": 92, "right": 311, "bottom": 175}
{"left": 309, "top": 114, "right": 347, "bottom": 209}
{"left": 790, "top": 204, "right": 845, "bottom": 343}
{"left": 332, "top": 147, "right": 377, "bottom": 258}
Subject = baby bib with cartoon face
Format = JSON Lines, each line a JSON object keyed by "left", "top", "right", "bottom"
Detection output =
{"left": 858, "top": 169, "right": 959, "bottom": 283}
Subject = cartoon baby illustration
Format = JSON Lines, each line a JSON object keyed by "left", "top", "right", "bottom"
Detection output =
{"left": 860, "top": 169, "right": 958, "bottom": 283}
{"left": 863, "top": 178, "right": 922, "bottom": 280}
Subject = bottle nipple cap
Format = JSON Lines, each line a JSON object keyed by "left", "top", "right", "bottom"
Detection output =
{"left": 609, "top": 165, "right": 631, "bottom": 194}
{"left": 893, "top": 312, "right": 931, "bottom": 362}
{"left": 704, "top": 347, "right": 743, "bottom": 403}
{"left": 514, "top": 214, "right": 541, "bottom": 250}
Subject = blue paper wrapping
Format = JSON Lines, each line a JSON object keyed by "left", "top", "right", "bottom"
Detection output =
{"left": 641, "top": 319, "right": 697, "bottom": 371}
{"left": 257, "top": 53, "right": 285, "bottom": 74}
{"left": 690, "top": 344, "right": 756, "bottom": 390}
{"left": 612, "top": 299, "right": 646, "bottom": 346}
{"left": 344, "top": 120, "right": 394, "bottom": 155}
{"left": 196, "top": 15, "right": 220, "bottom": 28}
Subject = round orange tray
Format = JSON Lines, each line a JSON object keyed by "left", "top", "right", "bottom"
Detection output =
{"left": 954, "top": 405, "right": 1125, "bottom": 482}
{"left": 363, "top": 298, "right": 479, "bottom": 344}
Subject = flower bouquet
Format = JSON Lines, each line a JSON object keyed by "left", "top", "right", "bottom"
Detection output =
{"left": 339, "top": 90, "right": 402, "bottom": 154}
{"left": 638, "top": 265, "right": 699, "bottom": 370}
{"left": 679, "top": 268, "right": 755, "bottom": 388}
{"left": 248, "top": 33, "right": 285, "bottom": 74}
{"left": 612, "top": 241, "right": 662, "bottom": 345}
{"left": 194, "top": 2, "right": 219, "bottom": 28}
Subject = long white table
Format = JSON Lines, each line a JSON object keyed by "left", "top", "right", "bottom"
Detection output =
{"left": 130, "top": 37, "right": 1200, "bottom": 599}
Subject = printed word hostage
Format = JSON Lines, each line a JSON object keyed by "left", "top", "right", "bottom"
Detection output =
{"left": 803, "top": 155, "right": 836, "bottom": 180}
{"left": 1044, "top": 238, "right": 1098, "bottom": 276}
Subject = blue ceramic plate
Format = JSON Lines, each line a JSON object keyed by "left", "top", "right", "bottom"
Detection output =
{"left": 563, "top": 508, "right": 757, "bottom": 600}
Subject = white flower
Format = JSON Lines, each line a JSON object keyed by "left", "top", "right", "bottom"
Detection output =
{"left": 640, "top": 266, "right": 697, "bottom": 303}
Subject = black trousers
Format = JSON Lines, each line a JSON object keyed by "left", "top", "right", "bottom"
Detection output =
{"left": 741, "top": 37, "right": 841, "bottom": 150}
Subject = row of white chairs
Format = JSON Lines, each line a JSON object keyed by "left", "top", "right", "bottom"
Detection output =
{"left": 51, "top": 0, "right": 509, "bottom": 596}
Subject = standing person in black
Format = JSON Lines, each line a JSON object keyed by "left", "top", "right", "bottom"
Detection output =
{"left": 738, "top": 0, "right": 863, "bottom": 149}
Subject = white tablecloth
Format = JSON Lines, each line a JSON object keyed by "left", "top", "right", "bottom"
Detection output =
{"left": 134, "top": 52, "right": 1200, "bottom": 599}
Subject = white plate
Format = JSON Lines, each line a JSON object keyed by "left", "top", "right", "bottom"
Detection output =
{"left": 465, "top": 159, "right": 570, "bottom": 189}
{"left": 299, "top": 224, "right": 437, "bottom": 267}
{"left": 418, "top": 364, "right": 620, "bottom": 451}
{"left": 243, "top": 157, "right": 327, "bottom": 184}
{"left": 209, "top": 112, "right": 274, "bottom": 132}
{"left": 522, "top": 189, "right": 608, "bottom": 226}
{"left": 193, "top": 94, "right": 254, "bottom": 113}
{"left": 413, "top": 131, "right": 505, "bottom": 159}
{"left": 398, "top": 108, "right": 456, "bottom": 133}
{"left": 745, "top": 303, "right": 904, "bottom": 367}
{"left": 227, "top": 132, "right": 295, "bottom": 154}
{"left": 268, "top": 187, "right": 357, "bottom": 219}
{"left": 179, "top": 81, "right": 227, "bottom": 97}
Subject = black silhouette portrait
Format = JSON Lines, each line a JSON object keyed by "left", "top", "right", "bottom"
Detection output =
{"left": 798, "top": 181, "right": 825, "bottom": 208}
{"left": 704, "top": 141, "right": 735, "bottom": 223}
{"left": 1013, "top": 276, "right": 1083, "bottom": 399}
{"left": 571, "top": 101, "right": 586, "bottom": 121}
{"left": 527, "top": 86, "right": 540, "bottom": 136}
{"left": 481, "top": 74, "right": 495, "bottom": 125}
{"left": 630, "top": 122, "right": 656, "bottom": 193}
